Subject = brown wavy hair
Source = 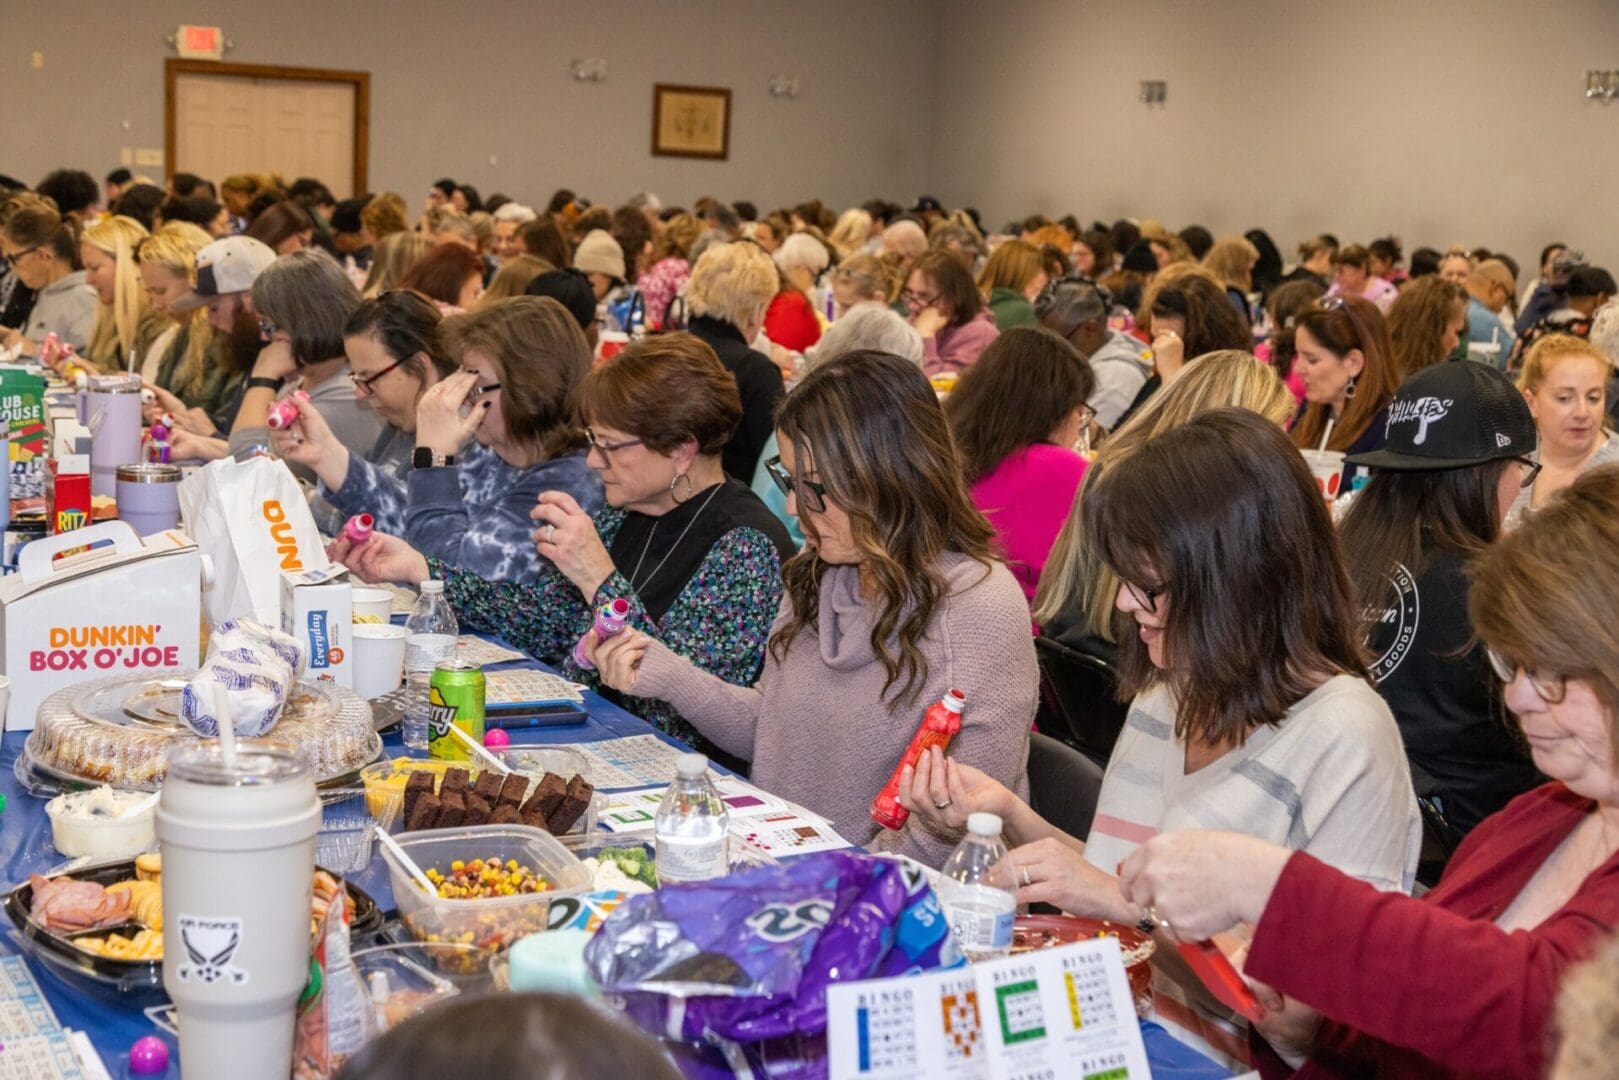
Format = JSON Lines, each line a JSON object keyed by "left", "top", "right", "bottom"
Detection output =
{"left": 1388, "top": 275, "right": 1467, "bottom": 376}
{"left": 771, "top": 350, "right": 997, "bottom": 708}
{"left": 1083, "top": 407, "right": 1367, "bottom": 744}
{"left": 1289, "top": 296, "right": 1400, "bottom": 453}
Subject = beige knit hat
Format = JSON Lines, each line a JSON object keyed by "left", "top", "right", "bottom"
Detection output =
{"left": 573, "top": 229, "right": 625, "bottom": 281}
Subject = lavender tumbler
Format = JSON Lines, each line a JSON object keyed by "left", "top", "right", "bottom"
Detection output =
{"left": 79, "top": 374, "right": 143, "bottom": 499}
{"left": 115, "top": 463, "right": 182, "bottom": 536}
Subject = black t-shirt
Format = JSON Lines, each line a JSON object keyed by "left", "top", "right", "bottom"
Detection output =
{"left": 1367, "top": 549, "right": 1543, "bottom": 838}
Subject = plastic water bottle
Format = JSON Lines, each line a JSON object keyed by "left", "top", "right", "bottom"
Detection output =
{"left": 402, "top": 580, "right": 458, "bottom": 750}
{"left": 939, "top": 812, "right": 1017, "bottom": 961}
{"left": 655, "top": 753, "right": 730, "bottom": 885}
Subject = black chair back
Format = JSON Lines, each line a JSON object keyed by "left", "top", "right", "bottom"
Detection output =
{"left": 1026, "top": 731, "right": 1105, "bottom": 842}
{"left": 1033, "top": 636, "right": 1129, "bottom": 769}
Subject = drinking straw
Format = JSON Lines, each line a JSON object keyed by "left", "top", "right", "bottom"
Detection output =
{"left": 447, "top": 722, "right": 510, "bottom": 774}
{"left": 211, "top": 681, "right": 236, "bottom": 770}
{"left": 376, "top": 827, "right": 436, "bottom": 896}
{"left": 1318, "top": 417, "right": 1335, "bottom": 452}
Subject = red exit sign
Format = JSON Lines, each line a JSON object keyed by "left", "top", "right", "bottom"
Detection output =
{"left": 175, "top": 25, "right": 224, "bottom": 60}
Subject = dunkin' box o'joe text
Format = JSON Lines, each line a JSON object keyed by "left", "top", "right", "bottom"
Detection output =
{"left": 0, "top": 523, "right": 201, "bottom": 731}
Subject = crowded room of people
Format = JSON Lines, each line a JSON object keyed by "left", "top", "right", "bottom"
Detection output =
{"left": 1, "top": 2, "right": 1616, "bottom": 1077}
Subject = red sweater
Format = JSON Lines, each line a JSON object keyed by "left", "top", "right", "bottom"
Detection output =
{"left": 1244, "top": 783, "right": 1619, "bottom": 1079}
{"left": 763, "top": 290, "right": 821, "bottom": 353}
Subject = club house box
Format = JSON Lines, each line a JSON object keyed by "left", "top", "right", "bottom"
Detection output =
{"left": 281, "top": 564, "right": 352, "bottom": 687}
{"left": 0, "top": 521, "right": 201, "bottom": 731}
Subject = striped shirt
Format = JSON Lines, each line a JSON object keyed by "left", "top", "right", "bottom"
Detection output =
{"left": 1085, "top": 675, "right": 1421, "bottom": 893}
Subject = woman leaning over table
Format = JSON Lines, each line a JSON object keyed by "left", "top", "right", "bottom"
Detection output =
{"left": 901, "top": 409, "right": 1418, "bottom": 939}
{"left": 1507, "top": 332, "right": 1619, "bottom": 527}
{"left": 1120, "top": 464, "right": 1619, "bottom": 1080}
{"left": 589, "top": 350, "right": 1037, "bottom": 868}
{"left": 331, "top": 333, "right": 795, "bottom": 768}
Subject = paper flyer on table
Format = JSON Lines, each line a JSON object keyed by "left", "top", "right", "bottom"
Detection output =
{"left": 452, "top": 636, "right": 529, "bottom": 668}
{"left": 826, "top": 937, "right": 1151, "bottom": 1079}
{"left": 574, "top": 734, "right": 705, "bottom": 789}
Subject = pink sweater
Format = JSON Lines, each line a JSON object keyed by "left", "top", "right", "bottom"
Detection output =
{"left": 971, "top": 444, "right": 1087, "bottom": 603}
{"left": 921, "top": 310, "right": 1000, "bottom": 376}
{"left": 632, "top": 552, "right": 1036, "bottom": 867}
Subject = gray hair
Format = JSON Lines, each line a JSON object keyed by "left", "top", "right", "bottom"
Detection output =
{"left": 493, "top": 202, "right": 538, "bottom": 224}
{"left": 626, "top": 191, "right": 662, "bottom": 213}
{"left": 811, "top": 305, "right": 924, "bottom": 370}
{"left": 1034, "top": 280, "right": 1108, "bottom": 337}
{"left": 252, "top": 249, "right": 360, "bottom": 366}
{"left": 704, "top": 203, "right": 740, "bottom": 231}
{"left": 930, "top": 223, "right": 982, "bottom": 260}
{"left": 774, "top": 233, "right": 831, "bottom": 276}
{"left": 1591, "top": 300, "right": 1619, "bottom": 368}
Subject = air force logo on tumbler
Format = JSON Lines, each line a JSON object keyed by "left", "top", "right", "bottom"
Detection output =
{"left": 176, "top": 914, "right": 250, "bottom": 985}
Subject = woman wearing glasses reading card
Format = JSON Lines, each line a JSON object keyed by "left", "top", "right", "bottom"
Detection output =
{"left": 588, "top": 350, "right": 1038, "bottom": 867}
{"left": 283, "top": 294, "right": 599, "bottom": 581}
{"left": 1119, "top": 466, "right": 1619, "bottom": 1080}
{"left": 331, "top": 334, "right": 794, "bottom": 765}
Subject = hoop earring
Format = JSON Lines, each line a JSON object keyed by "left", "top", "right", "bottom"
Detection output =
{"left": 669, "top": 472, "right": 694, "bottom": 503}
{"left": 1344, "top": 375, "right": 1358, "bottom": 400}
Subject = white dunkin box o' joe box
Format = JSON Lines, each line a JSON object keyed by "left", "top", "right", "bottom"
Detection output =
{"left": 281, "top": 565, "right": 352, "bottom": 688}
{"left": 0, "top": 521, "right": 201, "bottom": 732}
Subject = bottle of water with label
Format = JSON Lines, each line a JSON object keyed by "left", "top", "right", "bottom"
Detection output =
{"left": 939, "top": 812, "right": 1017, "bottom": 961}
{"left": 655, "top": 753, "right": 730, "bottom": 885}
{"left": 402, "top": 580, "right": 458, "bottom": 750}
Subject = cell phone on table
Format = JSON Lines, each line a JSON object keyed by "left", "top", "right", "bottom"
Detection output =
{"left": 485, "top": 703, "right": 590, "bottom": 729}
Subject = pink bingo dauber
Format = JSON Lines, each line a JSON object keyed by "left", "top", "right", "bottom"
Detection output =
{"left": 265, "top": 389, "right": 310, "bottom": 430}
{"left": 343, "top": 513, "right": 374, "bottom": 544}
{"left": 573, "top": 597, "right": 631, "bottom": 670}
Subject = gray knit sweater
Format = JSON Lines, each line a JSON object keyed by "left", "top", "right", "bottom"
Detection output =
{"left": 634, "top": 551, "right": 1036, "bottom": 868}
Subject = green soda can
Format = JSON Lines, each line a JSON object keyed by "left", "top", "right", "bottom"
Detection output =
{"left": 428, "top": 660, "right": 486, "bottom": 761}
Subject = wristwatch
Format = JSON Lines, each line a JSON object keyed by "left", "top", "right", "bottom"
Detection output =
{"left": 412, "top": 447, "right": 456, "bottom": 469}
{"left": 246, "top": 375, "right": 283, "bottom": 391}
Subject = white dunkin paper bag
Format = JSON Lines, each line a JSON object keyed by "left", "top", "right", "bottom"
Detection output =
{"left": 178, "top": 456, "right": 329, "bottom": 625}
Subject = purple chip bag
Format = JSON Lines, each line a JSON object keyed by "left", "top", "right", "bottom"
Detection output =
{"left": 585, "top": 851, "right": 961, "bottom": 1077}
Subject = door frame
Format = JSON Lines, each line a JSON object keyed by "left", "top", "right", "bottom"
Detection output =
{"left": 164, "top": 59, "right": 371, "bottom": 193}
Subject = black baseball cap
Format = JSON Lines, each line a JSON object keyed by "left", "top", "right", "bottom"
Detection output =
{"left": 525, "top": 268, "right": 596, "bottom": 332}
{"left": 1347, "top": 361, "right": 1536, "bottom": 472}
{"left": 911, "top": 195, "right": 943, "bottom": 214}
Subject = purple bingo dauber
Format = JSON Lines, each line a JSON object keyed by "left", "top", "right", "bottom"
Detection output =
{"left": 574, "top": 597, "right": 631, "bottom": 670}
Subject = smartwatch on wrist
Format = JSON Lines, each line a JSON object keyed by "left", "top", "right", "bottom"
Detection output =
{"left": 246, "top": 376, "right": 283, "bottom": 391}
{"left": 412, "top": 448, "right": 456, "bottom": 469}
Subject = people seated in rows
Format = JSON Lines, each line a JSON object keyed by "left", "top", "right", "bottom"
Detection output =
{"left": 591, "top": 350, "right": 1036, "bottom": 865}
{"left": 401, "top": 241, "right": 484, "bottom": 311}
{"left": 137, "top": 223, "right": 248, "bottom": 432}
{"left": 904, "top": 406, "right": 1419, "bottom": 921}
{"left": 1036, "top": 279, "right": 1152, "bottom": 431}
{"left": 682, "top": 241, "right": 785, "bottom": 482}
{"left": 1339, "top": 362, "right": 1544, "bottom": 852}
{"left": 1463, "top": 258, "right": 1518, "bottom": 368}
{"left": 1120, "top": 271, "right": 1253, "bottom": 425}
{"left": 905, "top": 249, "right": 998, "bottom": 376}
{"left": 1386, "top": 275, "right": 1466, "bottom": 376}
{"left": 1327, "top": 243, "right": 1398, "bottom": 313}
{"left": 363, "top": 232, "right": 431, "bottom": 297}
{"left": 571, "top": 229, "right": 625, "bottom": 302}
{"left": 977, "top": 239, "right": 1047, "bottom": 331}
{"left": 1202, "top": 235, "right": 1260, "bottom": 323}
{"left": 1288, "top": 296, "right": 1400, "bottom": 491}
{"left": 1, "top": 199, "right": 95, "bottom": 355}
{"left": 1119, "top": 465, "right": 1619, "bottom": 1078}
{"left": 1437, "top": 246, "right": 1474, "bottom": 286}
{"left": 333, "top": 335, "right": 794, "bottom": 768}
{"left": 1508, "top": 333, "right": 1619, "bottom": 525}
{"left": 79, "top": 214, "right": 163, "bottom": 370}
{"left": 766, "top": 233, "right": 829, "bottom": 353}
{"left": 1254, "top": 278, "right": 1323, "bottom": 403}
{"left": 638, "top": 212, "right": 701, "bottom": 330}
{"left": 826, "top": 253, "right": 897, "bottom": 318}
{"left": 1515, "top": 265, "right": 1615, "bottom": 361}
{"left": 946, "top": 327, "right": 1093, "bottom": 603}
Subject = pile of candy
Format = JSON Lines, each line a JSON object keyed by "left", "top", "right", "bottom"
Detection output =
{"left": 424, "top": 858, "right": 550, "bottom": 900}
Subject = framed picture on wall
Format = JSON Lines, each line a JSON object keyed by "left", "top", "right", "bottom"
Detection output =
{"left": 652, "top": 84, "right": 732, "bottom": 160}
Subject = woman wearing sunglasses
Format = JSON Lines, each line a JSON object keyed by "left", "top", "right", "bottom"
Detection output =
{"left": 295, "top": 295, "right": 599, "bottom": 582}
{"left": 585, "top": 349, "right": 1036, "bottom": 866}
{"left": 1119, "top": 465, "right": 1619, "bottom": 1080}
{"left": 1339, "top": 362, "right": 1544, "bottom": 863}
{"left": 898, "top": 409, "right": 1419, "bottom": 945}
{"left": 332, "top": 333, "right": 794, "bottom": 764}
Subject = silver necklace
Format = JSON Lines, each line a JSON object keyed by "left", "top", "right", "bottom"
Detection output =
{"left": 627, "top": 482, "right": 723, "bottom": 594}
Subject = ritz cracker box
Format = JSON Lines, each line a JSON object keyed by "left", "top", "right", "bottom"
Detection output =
{"left": 281, "top": 565, "right": 352, "bottom": 688}
{"left": 0, "top": 521, "right": 201, "bottom": 732}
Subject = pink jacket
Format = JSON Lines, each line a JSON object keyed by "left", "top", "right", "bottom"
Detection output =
{"left": 971, "top": 444, "right": 1088, "bottom": 603}
{"left": 921, "top": 310, "right": 999, "bottom": 376}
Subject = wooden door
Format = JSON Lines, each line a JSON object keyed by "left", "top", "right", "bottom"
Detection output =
{"left": 166, "top": 61, "right": 369, "bottom": 196}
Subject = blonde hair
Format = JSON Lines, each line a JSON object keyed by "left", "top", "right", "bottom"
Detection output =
{"left": 651, "top": 212, "right": 702, "bottom": 263}
{"left": 474, "top": 254, "right": 550, "bottom": 309}
{"left": 977, "top": 239, "right": 1044, "bottom": 295}
{"left": 1590, "top": 301, "right": 1619, "bottom": 368}
{"left": 827, "top": 208, "right": 872, "bottom": 258}
{"left": 1202, "top": 236, "right": 1259, "bottom": 292}
{"left": 686, "top": 241, "right": 778, "bottom": 329}
{"left": 1033, "top": 350, "right": 1295, "bottom": 637}
{"left": 137, "top": 222, "right": 214, "bottom": 397}
{"left": 426, "top": 206, "right": 475, "bottom": 243}
{"left": 361, "top": 192, "right": 408, "bottom": 240}
{"left": 1518, "top": 332, "right": 1614, "bottom": 393}
{"left": 82, "top": 215, "right": 151, "bottom": 368}
{"left": 830, "top": 253, "right": 899, "bottom": 304}
{"left": 363, "top": 231, "right": 433, "bottom": 297}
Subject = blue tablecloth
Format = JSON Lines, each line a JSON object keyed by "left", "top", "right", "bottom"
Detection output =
{"left": 0, "top": 647, "right": 1233, "bottom": 1079}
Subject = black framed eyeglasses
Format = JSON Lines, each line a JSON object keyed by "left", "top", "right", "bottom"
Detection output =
{"left": 584, "top": 427, "right": 643, "bottom": 462}
{"left": 901, "top": 288, "right": 939, "bottom": 310}
{"left": 3, "top": 245, "right": 39, "bottom": 267}
{"left": 764, "top": 455, "right": 827, "bottom": 513}
{"left": 467, "top": 380, "right": 502, "bottom": 402}
{"left": 1122, "top": 579, "right": 1165, "bottom": 614}
{"left": 1485, "top": 647, "right": 1567, "bottom": 704}
{"left": 350, "top": 358, "right": 405, "bottom": 395}
{"left": 1512, "top": 456, "right": 1542, "bottom": 489}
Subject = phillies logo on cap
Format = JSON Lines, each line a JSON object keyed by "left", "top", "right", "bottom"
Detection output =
{"left": 1386, "top": 395, "right": 1454, "bottom": 445}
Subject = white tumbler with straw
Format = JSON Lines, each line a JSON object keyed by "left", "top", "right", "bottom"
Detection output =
{"left": 157, "top": 705, "right": 320, "bottom": 1080}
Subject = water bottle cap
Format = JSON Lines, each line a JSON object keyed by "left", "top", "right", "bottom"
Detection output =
{"left": 419, "top": 580, "right": 444, "bottom": 594}
{"left": 942, "top": 689, "right": 965, "bottom": 713}
{"left": 966, "top": 812, "right": 1002, "bottom": 837}
{"left": 676, "top": 753, "right": 709, "bottom": 779}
